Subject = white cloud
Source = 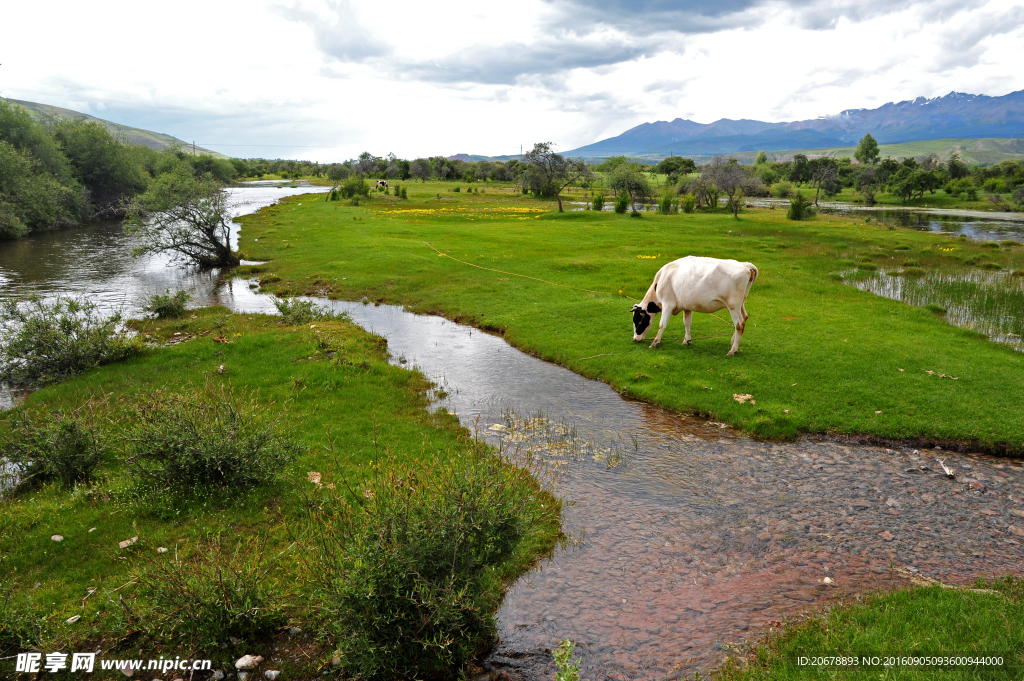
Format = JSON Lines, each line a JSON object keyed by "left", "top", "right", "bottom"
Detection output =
{"left": 0, "top": 0, "right": 1021, "bottom": 160}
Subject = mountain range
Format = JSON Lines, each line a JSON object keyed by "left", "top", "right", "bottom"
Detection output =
{"left": 563, "top": 90, "right": 1024, "bottom": 159}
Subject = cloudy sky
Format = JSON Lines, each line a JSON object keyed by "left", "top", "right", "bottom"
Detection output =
{"left": 3, "top": 0, "right": 1023, "bottom": 161}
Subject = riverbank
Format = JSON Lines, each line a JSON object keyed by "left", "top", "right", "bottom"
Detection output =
{"left": 0, "top": 308, "right": 561, "bottom": 677}
{"left": 234, "top": 185, "right": 1024, "bottom": 454}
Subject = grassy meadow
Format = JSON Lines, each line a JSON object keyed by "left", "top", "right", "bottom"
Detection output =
{"left": 0, "top": 309, "right": 561, "bottom": 677}
{"left": 236, "top": 181, "right": 1024, "bottom": 453}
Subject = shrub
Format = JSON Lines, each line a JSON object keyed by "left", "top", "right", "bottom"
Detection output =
{"left": 614, "top": 191, "right": 629, "bottom": 214}
{"left": 965, "top": 186, "right": 979, "bottom": 201}
{"left": 681, "top": 193, "right": 696, "bottom": 213}
{"left": 591, "top": 191, "right": 605, "bottom": 211}
{"left": 143, "top": 290, "right": 192, "bottom": 319}
{"left": 305, "top": 451, "right": 556, "bottom": 680}
{"left": 453, "top": 186, "right": 461, "bottom": 193}
{"left": 400, "top": 186, "right": 407, "bottom": 199}
{"left": 339, "top": 177, "right": 370, "bottom": 199}
{"left": 1, "top": 410, "right": 101, "bottom": 490}
{"left": 123, "top": 385, "right": 301, "bottom": 493}
{"left": 0, "top": 296, "right": 140, "bottom": 387}
{"left": 131, "top": 535, "right": 288, "bottom": 651}
{"left": 786, "top": 193, "right": 810, "bottom": 220}
{"left": 772, "top": 181, "right": 793, "bottom": 198}
{"left": 658, "top": 192, "right": 676, "bottom": 214}
{"left": 272, "top": 297, "right": 341, "bottom": 324}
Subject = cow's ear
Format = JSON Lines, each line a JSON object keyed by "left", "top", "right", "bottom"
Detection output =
{"left": 646, "top": 302, "right": 662, "bottom": 314}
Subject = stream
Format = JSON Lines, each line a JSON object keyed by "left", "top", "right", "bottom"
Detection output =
{"left": 1, "top": 188, "right": 1023, "bottom": 679}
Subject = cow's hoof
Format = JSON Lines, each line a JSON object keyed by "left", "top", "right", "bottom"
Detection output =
{"left": 683, "top": 339, "right": 691, "bottom": 346}
{"left": 726, "top": 350, "right": 737, "bottom": 356}
{"left": 650, "top": 341, "right": 660, "bottom": 349}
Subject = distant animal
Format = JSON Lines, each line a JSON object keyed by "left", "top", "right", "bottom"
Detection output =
{"left": 631, "top": 256, "right": 759, "bottom": 355}
{"left": 375, "top": 180, "right": 389, "bottom": 189}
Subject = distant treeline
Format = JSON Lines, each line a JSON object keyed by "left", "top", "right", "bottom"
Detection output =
{"left": 0, "top": 100, "right": 246, "bottom": 239}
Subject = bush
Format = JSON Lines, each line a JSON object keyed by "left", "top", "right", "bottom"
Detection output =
{"left": 681, "top": 193, "right": 696, "bottom": 213}
{"left": 591, "top": 191, "right": 605, "bottom": 211}
{"left": 1, "top": 410, "right": 101, "bottom": 490}
{"left": 400, "top": 186, "right": 407, "bottom": 199}
{"left": 772, "top": 181, "right": 793, "bottom": 198}
{"left": 339, "top": 177, "right": 370, "bottom": 199}
{"left": 272, "top": 297, "right": 341, "bottom": 324}
{"left": 965, "top": 186, "right": 979, "bottom": 201}
{"left": 131, "top": 535, "right": 288, "bottom": 651}
{"left": 0, "top": 296, "right": 140, "bottom": 387}
{"left": 123, "top": 385, "right": 301, "bottom": 493}
{"left": 453, "top": 186, "right": 461, "bottom": 193}
{"left": 658, "top": 192, "right": 676, "bottom": 214}
{"left": 614, "top": 191, "right": 629, "bottom": 214}
{"left": 143, "top": 290, "right": 192, "bottom": 319}
{"left": 306, "top": 451, "right": 555, "bottom": 680}
{"left": 786, "top": 193, "right": 810, "bottom": 220}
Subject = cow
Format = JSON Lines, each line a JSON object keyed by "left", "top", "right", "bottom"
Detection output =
{"left": 375, "top": 180, "right": 389, "bottom": 189}
{"left": 631, "top": 256, "right": 759, "bottom": 355}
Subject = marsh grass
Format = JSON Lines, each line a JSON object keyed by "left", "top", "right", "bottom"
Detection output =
{"left": 272, "top": 296, "right": 345, "bottom": 324}
{"left": 847, "top": 268, "right": 1024, "bottom": 352}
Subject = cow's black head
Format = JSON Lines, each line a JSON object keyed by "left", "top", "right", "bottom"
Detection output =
{"left": 632, "top": 302, "right": 660, "bottom": 338}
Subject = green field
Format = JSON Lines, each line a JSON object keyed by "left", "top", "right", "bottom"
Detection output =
{"left": 236, "top": 182, "right": 1024, "bottom": 452}
{"left": 0, "top": 310, "right": 560, "bottom": 676}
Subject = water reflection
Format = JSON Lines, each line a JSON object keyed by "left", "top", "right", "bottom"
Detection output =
{"left": 0, "top": 182, "right": 327, "bottom": 316}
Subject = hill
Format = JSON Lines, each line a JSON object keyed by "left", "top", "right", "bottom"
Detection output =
{"left": 565, "top": 90, "right": 1024, "bottom": 158}
{"left": 3, "top": 98, "right": 227, "bottom": 158}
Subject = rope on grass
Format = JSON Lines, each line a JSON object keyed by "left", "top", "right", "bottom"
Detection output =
{"left": 423, "top": 240, "right": 737, "bottom": 328}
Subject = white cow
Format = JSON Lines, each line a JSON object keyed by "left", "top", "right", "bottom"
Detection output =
{"left": 631, "top": 256, "right": 759, "bottom": 355}
{"left": 375, "top": 180, "right": 389, "bottom": 189}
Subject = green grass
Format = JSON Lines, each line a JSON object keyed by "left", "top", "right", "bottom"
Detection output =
{"left": 235, "top": 184, "right": 1024, "bottom": 452}
{"left": 716, "top": 577, "right": 1024, "bottom": 680}
{"left": 0, "top": 308, "right": 560, "bottom": 674}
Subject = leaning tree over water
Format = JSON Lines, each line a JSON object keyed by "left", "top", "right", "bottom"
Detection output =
{"left": 124, "top": 165, "right": 239, "bottom": 268}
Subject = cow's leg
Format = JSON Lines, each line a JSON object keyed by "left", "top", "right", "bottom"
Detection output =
{"left": 650, "top": 312, "right": 670, "bottom": 348}
{"left": 682, "top": 310, "right": 692, "bottom": 345}
{"left": 727, "top": 306, "right": 746, "bottom": 356}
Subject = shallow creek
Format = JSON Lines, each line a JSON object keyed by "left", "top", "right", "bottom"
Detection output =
{"left": 2, "top": 189, "right": 1023, "bottom": 679}
{"left": 316, "top": 301, "right": 1024, "bottom": 680}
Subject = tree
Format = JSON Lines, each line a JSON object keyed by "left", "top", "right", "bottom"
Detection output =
{"left": 809, "top": 158, "right": 842, "bottom": 206}
{"left": 518, "top": 142, "right": 593, "bottom": 212}
{"left": 789, "top": 154, "right": 811, "bottom": 184}
{"left": 607, "top": 162, "right": 654, "bottom": 215}
{"left": 754, "top": 151, "right": 768, "bottom": 166}
{"left": 654, "top": 156, "right": 696, "bottom": 176}
{"left": 705, "top": 156, "right": 762, "bottom": 217}
{"left": 51, "top": 119, "right": 149, "bottom": 217}
{"left": 947, "top": 152, "right": 969, "bottom": 180}
{"left": 854, "top": 133, "right": 880, "bottom": 165}
{"left": 410, "top": 158, "right": 431, "bottom": 182}
{"left": 124, "top": 165, "right": 238, "bottom": 268}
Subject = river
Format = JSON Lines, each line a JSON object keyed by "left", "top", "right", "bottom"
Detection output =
{"left": 1, "top": 188, "right": 1022, "bottom": 679}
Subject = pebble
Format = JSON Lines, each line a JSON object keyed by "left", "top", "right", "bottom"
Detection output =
{"left": 51, "top": 535, "right": 63, "bottom": 542}
{"left": 235, "top": 655, "right": 263, "bottom": 670}
{"left": 210, "top": 672, "right": 225, "bottom": 681}
{"left": 157, "top": 547, "right": 168, "bottom": 553}
{"left": 288, "top": 626, "right": 303, "bottom": 635}
{"left": 264, "top": 672, "right": 281, "bottom": 680}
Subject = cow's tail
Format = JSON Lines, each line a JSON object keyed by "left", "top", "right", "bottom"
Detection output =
{"left": 744, "top": 264, "right": 759, "bottom": 298}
